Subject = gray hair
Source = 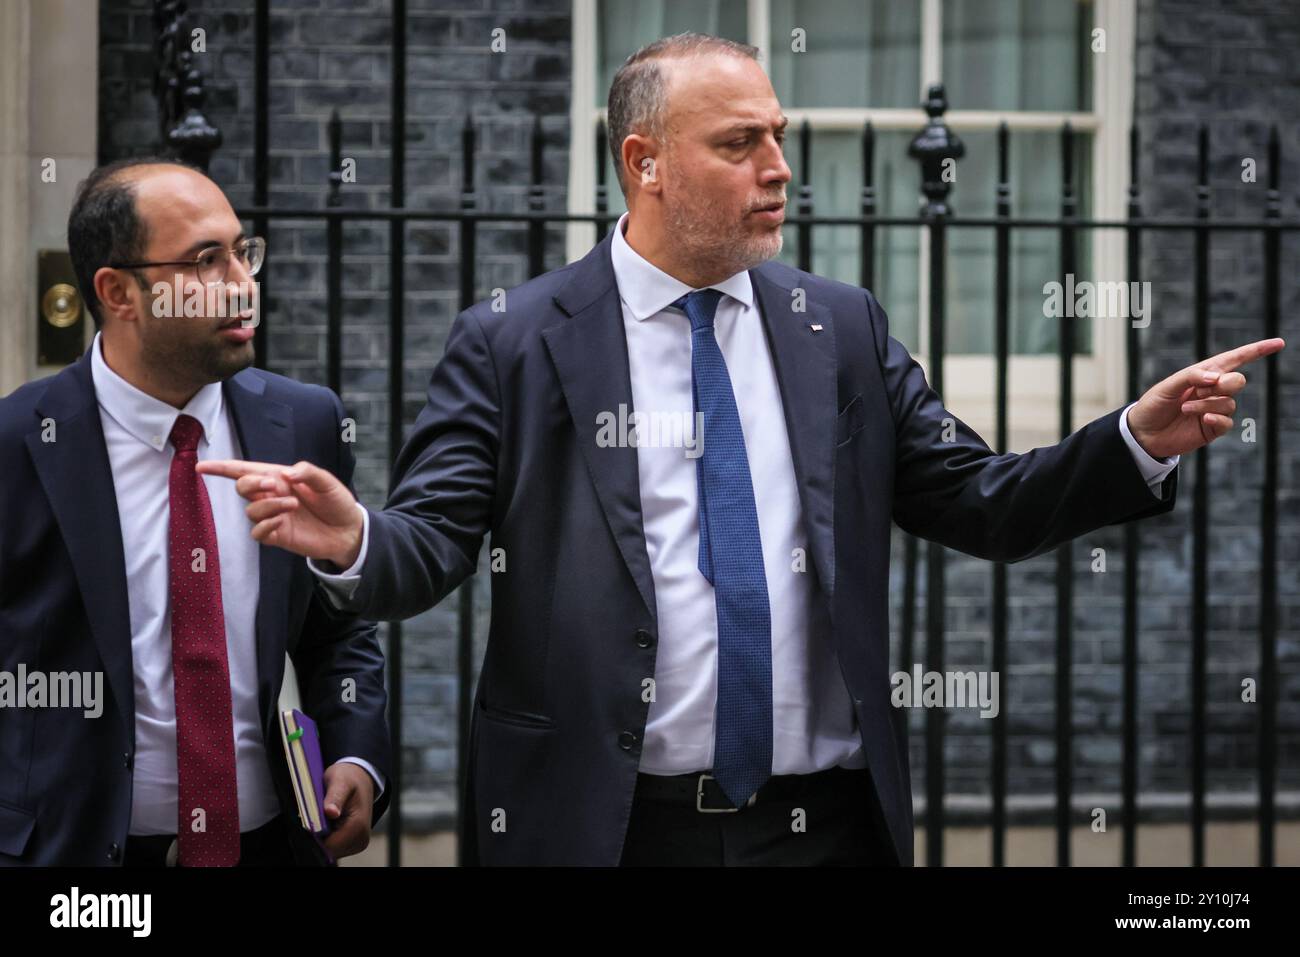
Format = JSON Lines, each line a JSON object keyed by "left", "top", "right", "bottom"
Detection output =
{"left": 606, "top": 32, "right": 761, "bottom": 197}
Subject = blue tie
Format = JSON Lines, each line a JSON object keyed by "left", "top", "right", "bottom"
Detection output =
{"left": 672, "top": 289, "right": 773, "bottom": 808}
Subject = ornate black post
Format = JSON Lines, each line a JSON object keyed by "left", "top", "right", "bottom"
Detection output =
{"left": 908, "top": 83, "right": 965, "bottom": 218}
{"left": 908, "top": 82, "right": 963, "bottom": 868}
{"left": 153, "top": 0, "right": 222, "bottom": 170}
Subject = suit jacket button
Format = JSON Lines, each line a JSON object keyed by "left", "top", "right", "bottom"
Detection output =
{"left": 618, "top": 731, "right": 638, "bottom": 751}
{"left": 108, "top": 843, "right": 121, "bottom": 862}
{"left": 634, "top": 628, "right": 653, "bottom": 648}
{"left": 124, "top": 752, "right": 133, "bottom": 770}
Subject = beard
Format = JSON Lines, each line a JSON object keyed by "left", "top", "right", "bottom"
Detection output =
{"left": 661, "top": 167, "right": 783, "bottom": 278}
{"left": 139, "top": 308, "right": 255, "bottom": 389}
{"left": 142, "top": 329, "right": 253, "bottom": 386}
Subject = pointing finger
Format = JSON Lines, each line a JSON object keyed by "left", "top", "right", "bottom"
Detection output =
{"left": 197, "top": 458, "right": 288, "bottom": 480}
{"left": 1200, "top": 337, "right": 1285, "bottom": 375}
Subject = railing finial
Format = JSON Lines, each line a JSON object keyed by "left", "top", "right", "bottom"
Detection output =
{"left": 908, "top": 83, "right": 965, "bottom": 218}
{"left": 152, "top": 0, "right": 222, "bottom": 171}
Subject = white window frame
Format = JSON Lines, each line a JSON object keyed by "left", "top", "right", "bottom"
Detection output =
{"left": 568, "top": 0, "right": 1135, "bottom": 447}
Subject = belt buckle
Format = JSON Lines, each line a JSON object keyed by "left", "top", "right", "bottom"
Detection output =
{"left": 695, "top": 773, "right": 756, "bottom": 813}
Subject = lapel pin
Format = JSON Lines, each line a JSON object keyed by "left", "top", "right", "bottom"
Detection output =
{"left": 809, "top": 323, "right": 823, "bottom": 333}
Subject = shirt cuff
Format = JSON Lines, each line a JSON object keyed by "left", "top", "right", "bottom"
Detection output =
{"left": 334, "top": 756, "right": 385, "bottom": 801}
{"left": 1119, "top": 400, "right": 1180, "bottom": 496}
{"left": 307, "top": 502, "right": 369, "bottom": 603}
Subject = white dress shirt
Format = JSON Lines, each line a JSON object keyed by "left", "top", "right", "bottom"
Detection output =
{"left": 313, "top": 212, "right": 1179, "bottom": 777}
{"left": 90, "top": 333, "right": 382, "bottom": 836}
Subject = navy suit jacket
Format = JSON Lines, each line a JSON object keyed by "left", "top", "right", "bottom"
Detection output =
{"left": 0, "top": 349, "right": 392, "bottom": 866}
{"left": 331, "top": 231, "right": 1178, "bottom": 865}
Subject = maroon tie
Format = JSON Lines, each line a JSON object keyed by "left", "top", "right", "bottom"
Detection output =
{"left": 168, "top": 413, "right": 240, "bottom": 865}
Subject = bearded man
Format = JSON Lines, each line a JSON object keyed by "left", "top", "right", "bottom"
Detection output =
{"left": 199, "top": 33, "right": 1283, "bottom": 866}
{"left": 0, "top": 159, "right": 390, "bottom": 866}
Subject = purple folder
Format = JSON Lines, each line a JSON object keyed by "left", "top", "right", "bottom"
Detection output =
{"left": 279, "top": 708, "right": 337, "bottom": 866}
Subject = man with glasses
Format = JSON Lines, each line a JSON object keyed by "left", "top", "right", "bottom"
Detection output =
{"left": 0, "top": 158, "right": 391, "bottom": 866}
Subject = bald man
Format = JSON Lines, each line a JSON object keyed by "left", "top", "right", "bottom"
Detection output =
{"left": 201, "top": 33, "right": 1282, "bottom": 866}
{"left": 0, "top": 158, "right": 391, "bottom": 866}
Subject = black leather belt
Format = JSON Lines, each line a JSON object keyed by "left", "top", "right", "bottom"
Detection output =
{"left": 635, "top": 765, "right": 868, "bottom": 812}
{"left": 124, "top": 812, "right": 287, "bottom": 867}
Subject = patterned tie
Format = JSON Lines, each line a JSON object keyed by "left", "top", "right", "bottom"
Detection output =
{"left": 168, "top": 413, "right": 240, "bottom": 865}
{"left": 672, "top": 289, "right": 773, "bottom": 808}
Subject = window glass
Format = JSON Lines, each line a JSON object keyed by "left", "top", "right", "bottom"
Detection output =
{"left": 597, "top": 0, "right": 749, "bottom": 107}
{"left": 943, "top": 129, "right": 1093, "bottom": 355}
{"left": 768, "top": 0, "right": 921, "bottom": 108}
{"left": 943, "top": 0, "right": 1093, "bottom": 111}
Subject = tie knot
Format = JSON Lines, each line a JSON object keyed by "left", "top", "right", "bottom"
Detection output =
{"left": 169, "top": 414, "right": 204, "bottom": 454}
{"left": 672, "top": 288, "right": 725, "bottom": 332}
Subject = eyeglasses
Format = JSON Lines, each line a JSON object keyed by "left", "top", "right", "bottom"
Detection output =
{"left": 110, "top": 237, "right": 266, "bottom": 285}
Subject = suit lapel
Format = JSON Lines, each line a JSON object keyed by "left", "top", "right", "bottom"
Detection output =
{"left": 27, "top": 355, "right": 305, "bottom": 786}
{"left": 28, "top": 350, "right": 134, "bottom": 741}
{"left": 750, "top": 265, "right": 838, "bottom": 605}
{"left": 543, "top": 234, "right": 659, "bottom": 623}
{"left": 222, "top": 370, "right": 296, "bottom": 728}
{"left": 542, "top": 238, "right": 841, "bottom": 623}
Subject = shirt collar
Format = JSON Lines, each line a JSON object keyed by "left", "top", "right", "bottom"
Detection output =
{"left": 610, "top": 210, "right": 754, "bottom": 321}
{"left": 89, "top": 331, "right": 224, "bottom": 453}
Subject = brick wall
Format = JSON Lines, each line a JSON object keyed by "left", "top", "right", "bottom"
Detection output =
{"left": 1127, "top": 0, "right": 1300, "bottom": 802}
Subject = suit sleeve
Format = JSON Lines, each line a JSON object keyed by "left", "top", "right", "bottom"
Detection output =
{"left": 293, "top": 387, "right": 393, "bottom": 827}
{"left": 333, "top": 306, "right": 499, "bottom": 622}
{"left": 865, "top": 289, "right": 1178, "bottom": 563}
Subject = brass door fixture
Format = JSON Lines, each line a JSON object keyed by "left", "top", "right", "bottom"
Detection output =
{"left": 38, "top": 249, "right": 86, "bottom": 366}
